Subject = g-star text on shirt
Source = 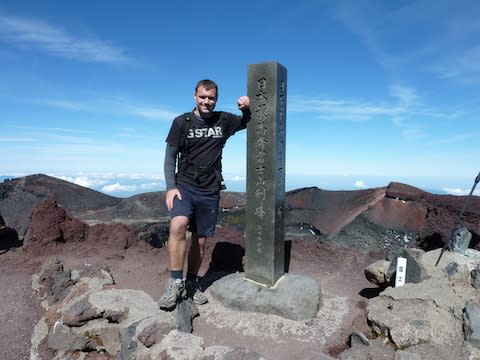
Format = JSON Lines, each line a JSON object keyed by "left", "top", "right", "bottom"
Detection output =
{"left": 187, "top": 127, "right": 223, "bottom": 139}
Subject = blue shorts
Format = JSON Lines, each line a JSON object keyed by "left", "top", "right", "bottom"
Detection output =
{"left": 169, "top": 183, "right": 220, "bottom": 237}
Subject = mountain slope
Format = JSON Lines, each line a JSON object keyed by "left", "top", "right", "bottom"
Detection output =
{"left": 0, "top": 174, "right": 121, "bottom": 236}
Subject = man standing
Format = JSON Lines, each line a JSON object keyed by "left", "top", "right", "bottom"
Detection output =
{"left": 159, "top": 79, "right": 250, "bottom": 310}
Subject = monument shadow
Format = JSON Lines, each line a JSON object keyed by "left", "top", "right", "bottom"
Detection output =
{"left": 200, "top": 240, "right": 292, "bottom": 290}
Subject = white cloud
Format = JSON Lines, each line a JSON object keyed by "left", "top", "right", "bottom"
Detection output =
{"left": 56, "top": 172, "right": 163, "bottom": 182}
{"left": 0, "top": 15, "right": 132, "bottom": 64}
{"left": 101, "top": 181, "right": 161, "bottom": 194}
{"left": 442, "top": 187, "right": 467, "bottom": 196}
{"left": 101, "top": 183, "right": 138, "bottom": 193}
{"left": 442, "top": 186, "right": 480, "bottom": 196}
{"left": 224, "top": 175, "right": 246, "bottom": 181}
{"left": 115, "top": 173, "right": 163, "bottom": 180}
{"left": 354, "top": 180, "right": 367, "bottom": 188}
{"left": 57, "top": 175, "right": 109, "bottom": 188}
{"left": 53, "top": 173, "right": 165, "bottom": 195}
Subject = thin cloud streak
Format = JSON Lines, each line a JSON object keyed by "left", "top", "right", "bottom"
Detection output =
{"left": 38, "top": 99, "right": 88, "bottom": 111}
{"left": 432, "top": 46, "right": 480, "bottom": 83}
{"left": 333, "top": 1, "right": 480, "bottom": 84}
{"left": 289, "top": 96, "right": 405, "bottom": 121}
{"left": 0, "top": 137, "right": 36, "bottom": 142}
{"left": 6, "top": 125, "right": 92, "bottom": 134}
{"left": 34, "top": 96, "right": 177, "bottom": 121}
{"left": 389, "top": 84, "right": 418, "bottom": 106}
{"left": 426, "top": 132, "right": 480, "bottom": 146}
{"left": 332, "top": 2, "right": 390, "bottom": 68}
{"left": 126, "top": 106, "right": 178, "bottom": 121}
{"left": 0, "top": 15, "right": 133, "bottom": 64}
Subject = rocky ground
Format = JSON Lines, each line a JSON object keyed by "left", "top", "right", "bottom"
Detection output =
{"left": 0, "top": 221, "right": 384, "bottom": 359}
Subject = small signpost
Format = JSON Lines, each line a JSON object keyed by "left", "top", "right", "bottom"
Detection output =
{"left": 395, "top": 257, "right": 407, "bottom": 287}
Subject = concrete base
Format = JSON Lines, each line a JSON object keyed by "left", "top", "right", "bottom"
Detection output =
{"left": 208, "top": 272, "right": 322, "bottom": 321}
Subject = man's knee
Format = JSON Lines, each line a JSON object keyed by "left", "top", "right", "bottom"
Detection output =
{"left": 191, "top": 234, "right": 207, "bottom": 249}
{"left": 169, "top": 216, "right": 188, "bottom": 238}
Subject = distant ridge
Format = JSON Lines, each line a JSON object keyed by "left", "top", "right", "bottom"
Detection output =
{"left": 0, "top": 174, "right": 122, "bottom": 236}
{"left": 1, "top": 174, "right": 479, "bottom": 251}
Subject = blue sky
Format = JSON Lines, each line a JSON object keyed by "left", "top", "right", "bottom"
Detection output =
{"left": 1, "top": 0, "right": 479, "bottom": 197}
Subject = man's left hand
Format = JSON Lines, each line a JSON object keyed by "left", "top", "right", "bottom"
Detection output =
{"left": 237, "top": 96, "right": 250, "bottom": 110}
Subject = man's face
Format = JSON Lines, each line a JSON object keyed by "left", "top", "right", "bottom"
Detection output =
{"left": 194, "top": 86, "right": 217, "bottom": 117}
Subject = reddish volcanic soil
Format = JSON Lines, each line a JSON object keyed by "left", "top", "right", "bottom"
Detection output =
{"left": 0, "top": 225, "right": 380, "bottom": 360}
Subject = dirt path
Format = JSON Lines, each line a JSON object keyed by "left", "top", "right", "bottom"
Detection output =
{"left": 0, "top": 250, "right": 44, "bottom": 360}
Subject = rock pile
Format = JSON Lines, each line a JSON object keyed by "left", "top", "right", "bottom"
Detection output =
{"left": 30, "top": 258, "right": 282, "bottom": 359}
{"left": 31, "top": 247, "right": 480, "bottom": 359}
{"left": 346, "top": 248, "right": 480, "bottom": 359}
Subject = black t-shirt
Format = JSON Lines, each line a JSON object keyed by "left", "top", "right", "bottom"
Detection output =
{"left": 165, "top": 110, "right": 249, "bottom": 191}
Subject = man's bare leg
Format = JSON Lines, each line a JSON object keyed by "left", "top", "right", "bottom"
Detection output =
{"left": 187, "top": 233, "right": 207, "bottom": 276}
{"left": 186, "top": 233, "right": 209, "bottom": 304}
{"left": 158, "top": 215, "right": 189, "bottom": 309}
{"left": 168, "top": 215, "right": 189, "bottom": 271}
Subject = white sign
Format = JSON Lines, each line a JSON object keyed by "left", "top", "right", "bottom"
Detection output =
{"left": 395, "top": 257, "right": 407, "bottom": 287}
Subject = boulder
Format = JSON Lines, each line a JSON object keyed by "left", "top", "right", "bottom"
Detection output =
{"left": 464, "top": 300, "right": 480, "bottom": 349}
{"left": 364, "top": 259, "right": 390, "bottom": 286}
{"left": 209, "top": 272, "right": 322, "bottom": 321}
{"left": 421, "top": 248, "right": 480, "bottom": 282}
{"left": 471, "top": 266, "right": 480, "bottom": 289}
{"left": 368, "top": 296, "right": 462, "bottom": 348}
{"left": 386, "top": 248, "right": 428, "bottom": 285}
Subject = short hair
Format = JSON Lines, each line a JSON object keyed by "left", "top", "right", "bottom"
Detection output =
{"left": 195, "top": 79, "right": 218, "bottom": 95}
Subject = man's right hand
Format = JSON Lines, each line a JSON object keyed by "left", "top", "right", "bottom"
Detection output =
{"left": 166, "top": 188, "right": 182, "bottom": 211}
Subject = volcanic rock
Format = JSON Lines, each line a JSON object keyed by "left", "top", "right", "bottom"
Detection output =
{"left": 0, "top": 214, "right": 21, "bottom": 251}
{"left": 23, "top": 198, "right": 139, "bottom": 254}
{"left": 23, "top": 198, "right": 88, "bottom": 250}
{"left": 385, "top": 182, "right": 428, "bottom": 201}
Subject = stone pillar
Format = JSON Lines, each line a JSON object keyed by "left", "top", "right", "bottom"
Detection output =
{"left": 245, "top": 62, "right": 287, "bottom": 287}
